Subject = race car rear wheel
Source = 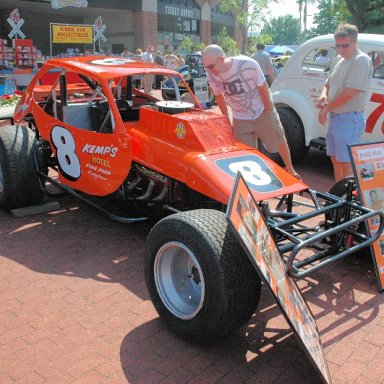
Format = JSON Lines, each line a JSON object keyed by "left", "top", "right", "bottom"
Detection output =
{"left": 0, "top": 125, "right": 44, "bottom": 209}
{"left": 258, "top": 107, "right": 308, "bottom": 164}
{"left": 145, "top": 209, "right": 262, "bottom": 343}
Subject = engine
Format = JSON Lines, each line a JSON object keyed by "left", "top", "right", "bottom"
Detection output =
{"left": 115, "top": 162, "right": 224, "bottom": 214}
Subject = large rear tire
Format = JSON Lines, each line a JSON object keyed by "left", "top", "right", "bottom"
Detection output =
{"left": 259, "top": 107, "right": 308, "bottom": 164}
{"left": 145, "top": 209, "right": 262, "bottom": 343}
{"left": 0, "top": 125, "right": 44, "bottom": 209}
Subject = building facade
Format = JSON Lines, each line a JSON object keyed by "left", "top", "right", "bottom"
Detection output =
{"left": 0, "top": 0, "right": 240, "bottom": 57}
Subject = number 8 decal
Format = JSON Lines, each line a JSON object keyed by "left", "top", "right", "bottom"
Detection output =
{"left": 51, "top": 126, "right": 81, "bottom": 181}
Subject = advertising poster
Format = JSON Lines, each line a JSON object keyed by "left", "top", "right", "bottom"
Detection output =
{"left": 226, "top": 174, "right": 330, "bottom": 384}
{"left": 52, "top": 23, "right": 93, "bottom": 44}
{"left": 349, "top": 141, "right": 384, "bottom": 292}
{"left": 192, "top": 76, "right": 209, "bottom": 104}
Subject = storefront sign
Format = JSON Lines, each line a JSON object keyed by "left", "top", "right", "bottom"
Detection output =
{"left": 52, "top": 24, "right": 93, "bottom": 44}
{"left": 7, "top": 9, "right": 25, "bottom": 39}
{"left": 51, "top": 0, "right": 88, "bottom": 9}
{"left": 165, "top": 6, "right": 194, "bottom": 18}
{"left": 226, "top": 174, "right": 331, "bottom": 384}
{"left": 349, "top": 141, "right": 384, "bottom": 292}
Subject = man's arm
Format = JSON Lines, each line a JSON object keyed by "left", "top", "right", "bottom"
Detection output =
{"left": 258, "top": 82, "right": 272, "bottom": 112}
{"left": 215, "top": 92, "right": 229, "bottom": 119}
{"left": 322, "top": 87, "right": 361, "bottom": 112}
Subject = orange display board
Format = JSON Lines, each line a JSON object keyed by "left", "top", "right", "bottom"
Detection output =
{"left": 51, "top": 24, "right": 93, "bottom": 44}
{"left": 226, "top": 174, "right": 330, "bottom": 383}
{"left": 349, "top": 141, "right": 384, "bottom": 292}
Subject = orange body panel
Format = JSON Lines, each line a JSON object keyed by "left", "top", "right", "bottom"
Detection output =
{"left": 14, "top": 56, "right": 307, "bottom": 203}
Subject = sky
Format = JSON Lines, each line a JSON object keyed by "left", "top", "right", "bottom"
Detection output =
{"left": 266, "top": 0, "right": 319, "bottom": 29}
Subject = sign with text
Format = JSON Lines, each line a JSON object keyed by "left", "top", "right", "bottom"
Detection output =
{"left": 349, "top": 141, "right": 384, "bottom": 292}
{"left": 193, "top": 77, "right": 209, "bottom": 104}
{"left": 51, "top": 23, "right": 93, "bottom": 44}
{"left": 51, "top": 0, "right": 88, "bottom": 9}
{"left": 226, "top": 174, "right": 330, "bottom": 384}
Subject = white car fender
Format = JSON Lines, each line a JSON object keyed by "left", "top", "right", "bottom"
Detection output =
{"left": 272, "top": 88, "right": 320, "bottom": 145}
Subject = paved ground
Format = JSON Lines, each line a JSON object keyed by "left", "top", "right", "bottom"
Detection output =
{"left": 1, "top": 110, "right": 383, "bottom": 383}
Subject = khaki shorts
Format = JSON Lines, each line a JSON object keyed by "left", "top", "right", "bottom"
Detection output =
{"left": 233, "top": 108, "right": 286, "bottom": 153}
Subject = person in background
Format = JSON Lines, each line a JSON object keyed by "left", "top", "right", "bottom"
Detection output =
{"left": 315, "top": 48, "right": 330, "bottom": 65}
{"left": 251, "top": 43, "right": 275, "bottom": 86}
{"left": 202, "top": 44, "right": 300, "bottom": 180}
{"left": 121, "top": 47, "right": 133, "bottom": 59}
{"left": 154, "top": 50, "right": 164, "bottom": 89}
{"left": 176, "top": 54, "right": 185, "bottom": 67}
{"left": 317, "top": 23, "right": 373, "bottom": 182}
{"left": 133, "top": 48, "right": 143, "bottom": 88}
{"left": 141, "top": 45, "right": 155, "bottom": 94}
{"left": 164, "top": 50, "right": 179, "bottom": 70}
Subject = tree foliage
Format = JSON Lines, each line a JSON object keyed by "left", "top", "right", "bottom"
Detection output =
{"left": 311, "top": 0, "right": 351, "bottom": 36}
{"left": 216, "top": 28, "right": 240, "bottom": 56}
{"left": 345, "top": 0, "right": 384, "bottom": 32}
{"left": 262, "top": 15, "right": 301, "bottom": 45}
{"left": 219, "top": 0, "right": 278, "bottom": 53}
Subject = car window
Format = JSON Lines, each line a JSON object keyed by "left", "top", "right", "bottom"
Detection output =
{"left": 369, "top": 51, "right": 384, "bottom": 79}
{"left": 302, "top": 47, "right": 336, "bottom": 72}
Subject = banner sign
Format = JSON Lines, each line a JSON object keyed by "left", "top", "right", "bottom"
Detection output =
{"left": 52, "top": 24, "right": 93, "bottom": 44}
{"left": 349, "top": 141, "right": 384, "bottom": 292}
{"left": 226, "top": 173, "right": 330, "bottom": 383}
{"left": 8, "top": 9, "right": 25, "bottom": 39}
{"left": 51, "top": 0, "right": 88, "bottom": 9}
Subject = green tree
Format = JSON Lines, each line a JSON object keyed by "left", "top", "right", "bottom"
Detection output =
{"left": 345, "top": 0, "right": 384, "bottom": 32}
{"left": 216, "top": 27, "right": 240, "bottom": 56}
{"left": 219, "top": 0, "right": 278, "bottom": 53}
{"left": 311, "top": 0, "right": 351, "bottom": 36}
{"left": 262, "top": 15, "right": 301, "bottom": 45}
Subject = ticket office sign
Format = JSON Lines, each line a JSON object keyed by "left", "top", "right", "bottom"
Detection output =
{"left": 349, "top": 141, "right": 384, "bottom": 292}
{"left": 52, "top": 23, "right": 93, "bottom": 44}
{"left": 226, "top": 174, "right": 330, "bottom": 384}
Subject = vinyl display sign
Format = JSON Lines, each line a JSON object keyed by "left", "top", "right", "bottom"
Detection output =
{"left": 226, "top": 173, "right": 330, "bottom": 383}
{"left": 349, "top": 141, "right": 384, "bottom": 292}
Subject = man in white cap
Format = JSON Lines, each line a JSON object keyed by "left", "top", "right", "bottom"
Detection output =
{"left": 141, "top": 45, "right": 155, "bottom": 94}
{"left": 202, "top": 44, "right": 299, "bottom": 179}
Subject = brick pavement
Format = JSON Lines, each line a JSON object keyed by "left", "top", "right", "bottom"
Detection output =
{"left": 1, "top": 106, "right": 383, "bottom": 382}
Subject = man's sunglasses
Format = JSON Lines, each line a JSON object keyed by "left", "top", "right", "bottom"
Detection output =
{"left": 205, "top": 56, "right": 221, "bottom": 70}
{"left": 336, "top": 43, "right": 350, "bottom": 49}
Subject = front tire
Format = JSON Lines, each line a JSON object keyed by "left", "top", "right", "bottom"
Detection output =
{"left": 0, "top": 125, "right": 44, "bottom": 209}
{"left": 145, "top": 209, "right": 262, "bottom": 343}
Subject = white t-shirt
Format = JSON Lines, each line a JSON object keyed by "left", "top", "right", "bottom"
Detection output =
{"left": 207, "top": 55, "right": 266, "bottom": 120}
{"left": 141, "top": 51, "right": 154, "bottom": 63}
{"left": 326, "top": 49, "right": 372, "bottom": 114}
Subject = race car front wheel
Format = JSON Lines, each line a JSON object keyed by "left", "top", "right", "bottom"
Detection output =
{"left": 0, "top": 125, "right": 44, "bottom": 209}
{"left": 144, "top": 209, "right": 262, "bottom": 343}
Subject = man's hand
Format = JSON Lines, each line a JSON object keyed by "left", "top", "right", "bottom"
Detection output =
{"left": 318, "top": 106, "right": 328, "bottom": 125}
{"left": 316, "top": 95, "right": 327, "bottom": 109}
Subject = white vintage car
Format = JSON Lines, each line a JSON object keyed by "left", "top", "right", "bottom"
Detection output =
{"left": 271, "top": 34, "right": 384, "bottom": 161}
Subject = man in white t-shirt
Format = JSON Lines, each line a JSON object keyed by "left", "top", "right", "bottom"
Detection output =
{"left": 202, "top": 44, "right": 299, "bottom": 179}
{"left": 141, "top": 45, "right": 155, "bottom": 94}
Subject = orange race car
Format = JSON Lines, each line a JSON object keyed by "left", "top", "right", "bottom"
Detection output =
{"left": 1, "top": 56, "right": 383, "bottom": 344}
